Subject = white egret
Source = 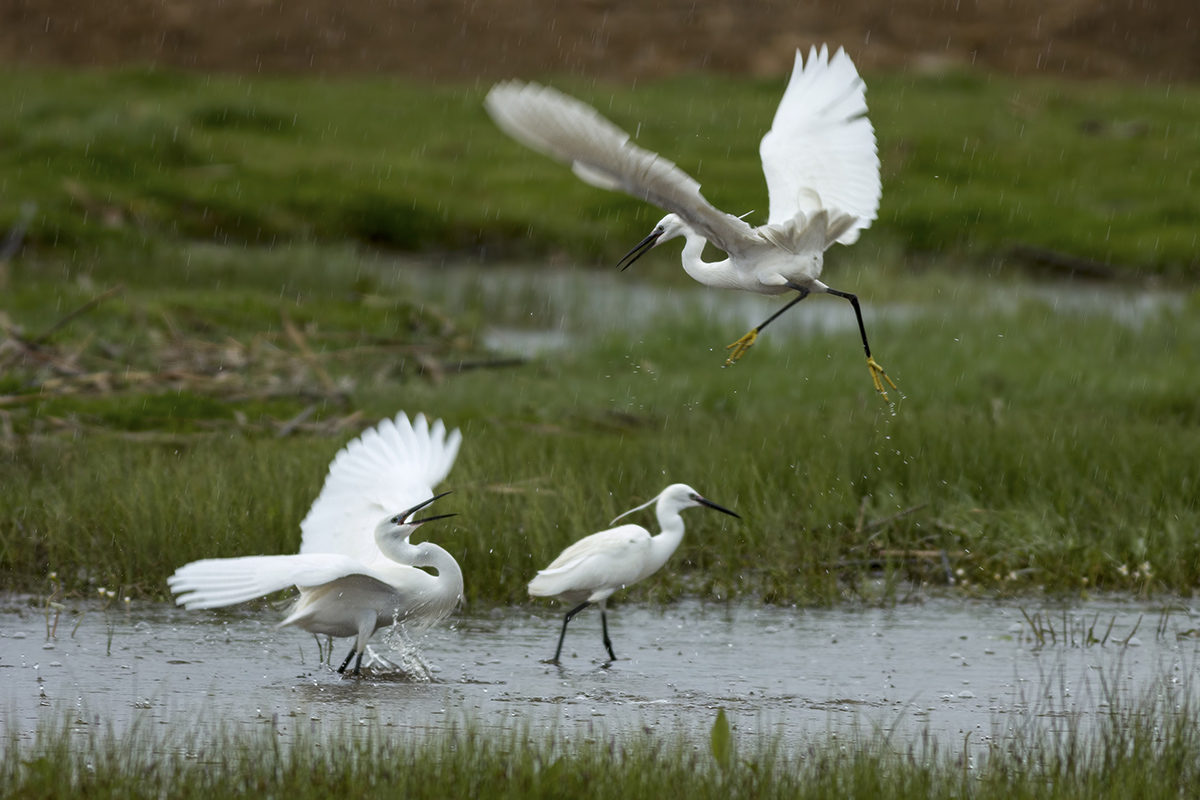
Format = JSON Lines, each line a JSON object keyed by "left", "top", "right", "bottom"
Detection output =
{"left": 528, "top": 483, "right": 739, "bottom": 664}
{"left": 168, "top": 412, "right": 463, "bottom": 676}
{"left": 485, "top": 45, "right": 896, "bottom": 403}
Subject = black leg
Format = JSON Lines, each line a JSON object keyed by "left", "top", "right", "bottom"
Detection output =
{"left": 818, "top": 286, "right": 873, "bottom": 358}
{"left": 600, "top": 607, "right": 616, "bottom": 662}
{"left": 337, "top": 645, "right": 356, "bottom": 674}
{"left": 353, "top": 648, "right": 366, "bottom": 676}
{"left": 757, "top": 287, "right": 812, "bottom": 335}
{"left": 550, "top": 601, "right": 591, "bottom": 664}
{"left": 725, "top": 288, "right": 810, "bottom": 365}
{"left": 805, "top": 283, "right": 898, "bottom": 403}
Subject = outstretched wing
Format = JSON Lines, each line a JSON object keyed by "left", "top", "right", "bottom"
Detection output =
{"left": 485, "top": 81, "right": 757, "bottom": 257}
{"left": 759, "top": 46, "right": 881, "bottom": 243}
{"left": 168, "top": 553, "right": 369, "bottom": 610}
{"left": 298, "top": 412, "right": 462, "bottom": 563}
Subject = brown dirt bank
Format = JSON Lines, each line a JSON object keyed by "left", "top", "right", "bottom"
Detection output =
{"left": 1, "top": 0, "right": 1196, "bottom": 82}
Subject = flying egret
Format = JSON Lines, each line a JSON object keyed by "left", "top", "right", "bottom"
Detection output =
{"left": 528, "top": 483, "right": 740, "bottom": 664}
{"left": 168, "top": 412, "right": 464, "bottom": 676}
{"left": 485, "top": 45, "right": 897, "bottom": 404}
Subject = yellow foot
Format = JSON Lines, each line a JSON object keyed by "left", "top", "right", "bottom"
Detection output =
{"left": 724, "top": 330, "right": 759, "bottom": 366}
{"left": 867, "top": 356, "right": 898, "bottom": 405}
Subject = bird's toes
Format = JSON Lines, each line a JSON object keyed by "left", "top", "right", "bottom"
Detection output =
{"left": 867, "top": 357, "right": 898, "bottom": 391}
{"left": 866, "top": 357, "right": 898, "bottom": 406}
{"left": 723, "top": 330, "right": 758, "bottom": 366}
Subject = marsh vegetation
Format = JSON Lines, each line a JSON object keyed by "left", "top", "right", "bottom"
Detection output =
{"left": 1, "top": 65, "right": 1198, "bottom": 796}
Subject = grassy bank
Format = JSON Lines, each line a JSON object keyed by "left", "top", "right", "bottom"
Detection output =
{"left": 0, "top": 67, "right": 1196, "bottom": 276}
{"left": 5, "top": 693, "right": 1200, "bottom": 798}
{"left": 2, "top": 244, "right": 1197, "bottom": 603}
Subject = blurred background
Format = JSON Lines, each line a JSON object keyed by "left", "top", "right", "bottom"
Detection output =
{"left": 1, "top": 0, "right": 1196, "bottom": 275}
{"left": 3, "top": 0, "right": 1198, "bottom": 81}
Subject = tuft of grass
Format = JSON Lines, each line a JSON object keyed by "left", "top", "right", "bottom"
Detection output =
{"left": 4, "top": 690, "right": 1200, "bottom": 798}
{"left": 0, "top": 67, "right": 1196, "bottom": 275}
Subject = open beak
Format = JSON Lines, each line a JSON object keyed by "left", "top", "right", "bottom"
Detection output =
{"left": 411, "top": 512, "right": 457, "bottom": 525}
{"left": 394, "top": 491, "right": 454, "bottom": 525}
{"left": 696, "top": 496, "right": 741, "bottom": 519}
{"left": 616, "top": 227, "right": 663, "bottom": 272}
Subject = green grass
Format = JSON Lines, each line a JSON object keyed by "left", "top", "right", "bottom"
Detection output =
{"left": 0, "top": 67, "right": 1196, "bottom": 276}
{"left": 2, "top": 246, "right": 1198, "bottom": 603}
{"left": 1, "top": 67, "right": 1197, "bottom": 605}
{"left": 5, "top": 691, "right": 1200, "bottom": 798}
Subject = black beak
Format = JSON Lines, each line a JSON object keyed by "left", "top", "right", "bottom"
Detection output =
{"left": 393, "top": 491, "right": 453, "bottom": 525}
{"left": 616, "top": 227, "right": 663, "bottom": 272}
{"left": 697, "top": 496, "right": 741, "bottom": 519}
{"left": 411, "top": 512, "right": 457, "bottom": 525}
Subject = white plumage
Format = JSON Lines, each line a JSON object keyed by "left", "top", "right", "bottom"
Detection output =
{"left": 297, "top": 412, "right": 459, "bottom": 564}
{"left": 529, "top": 483, "right": 739, "bottom": 664}
{"left": 168, "top": 412, "right": 463, "bottom": 675}
{"left": 486, "top": 45, "right": 896, "bottom": 403}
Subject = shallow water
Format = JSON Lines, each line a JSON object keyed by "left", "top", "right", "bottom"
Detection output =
{"left": 396, "top": 264, "right": 1186, "bottom": 356}
{"left": 3, "top": 598, "right": 1197, "bottom": 747}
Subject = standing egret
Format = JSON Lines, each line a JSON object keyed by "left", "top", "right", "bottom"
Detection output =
{"left": 168, "top": 412, "right": 464, "bottom": 676}
{"left": 529, "top": 483, "right": 739, "bottom": 664}
{"left": 485, "top": 45, "right": 897, "bottom": 404}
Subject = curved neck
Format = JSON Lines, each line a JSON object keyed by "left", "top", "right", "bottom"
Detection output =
{"left": 643, "top": 504, "right": 687, "bottom": 576}
{"left": 411, "top": 541, "right": 465, "bottom": 602}
{"left": 377, "top": 534, "right": 464, "bottom": 599}
{"left": 678, "top": 230, "right": 736, "bottom": 289}
{"left": 411, "top": 542, "right": 462, "bottom": 581}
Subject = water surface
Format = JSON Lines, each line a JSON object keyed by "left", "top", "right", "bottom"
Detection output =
{"left": 3, "top": 597, "right": 1196, "bottom": 747}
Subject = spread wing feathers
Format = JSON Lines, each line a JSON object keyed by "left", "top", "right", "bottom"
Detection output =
{"left": 299, "top": 412, "right": 462, "bottom": 563}
{"left": 759, "top": 45, "right": 881, "bottom": 243}
{"left": 528, "top": 525, "right": 651, "bottom": 599}
{"left": 485, "top": 80, "right": 757, "bottom": 257}
{"left": 168, "top": 554, "right": 370, "bottom": 610}
{"left": 758, "top": 207, "right": 861, "bottom": 256}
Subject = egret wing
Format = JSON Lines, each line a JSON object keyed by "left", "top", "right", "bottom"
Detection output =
{"left": 168, "top": 553, "right": 369, "bottom": 610}
{"left": 298, "top": 412, "right": 462, "bottom": 563}
{"left": 759, "top": 46, "right": 881, "bottom": 243}
{"left": 485, "top": 81, "right": 757, "bottom": 257}
{"left": 528, "top": 525, "right": 650, "bottom": 598}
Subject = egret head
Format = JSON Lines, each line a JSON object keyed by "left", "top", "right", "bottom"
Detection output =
{"left": 610, "top": 482, "right": 741, "bottom": 524}
{"left": 616, "top": 214, "right": 688, "bottom": 272}
{"left": 375, "top": 491, "right": 456, "bottom": 542}
{"left": 664, "top": 483, "right": 741, "bottom": 519}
